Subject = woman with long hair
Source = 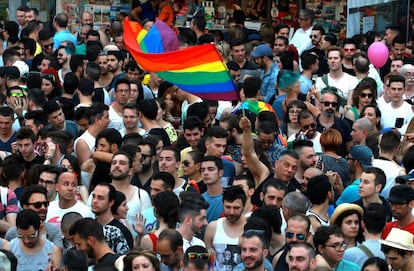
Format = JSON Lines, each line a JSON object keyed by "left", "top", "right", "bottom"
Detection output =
{"left": 123, "top": 249, "right": 161, "bottom": 271}
{"left": 139, "top": 191, "right": 179, "bottom": 252}
{"left": 345, "top": 78, "right": 377, "bottom": 122}
{"left": 41, "top": 69, "right": 61, "bottom": 100}
{"left": 360, "top": 104, "right": 382, "bottom": 132}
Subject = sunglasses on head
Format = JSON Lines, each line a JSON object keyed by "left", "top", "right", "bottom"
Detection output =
{"left": 41, "top": 73, "right": 56, "bottom": 84}
{"left": 360, "top": 93, "right": 373, "bottom": 99}
{"left": 321, "top": 101, "right": 338, "bottom": 107}
{"left": 285, "top": 232, "right": 306, "bottom": 240}
{"left": 187, "top": 252, "right": 210, "bottom": 261}
{"left": 27, "top": 201, "right": 49, "bottom": 208}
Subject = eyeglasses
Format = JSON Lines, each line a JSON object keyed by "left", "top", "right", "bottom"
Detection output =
{"left": 321, "top": 101, "right": 338, "bottom": 107}
{"left": 27, "top": 201, "right": 49, "bottom": 208}
{"left": 115, "top": 89, "right": 130, "bottom": 94}
{"left": 10, "top": 92, "right": 24, "bottom": 97}
{"left": 360, "top": 93, "right": 373, "bottom": 99}
{"left": 302, "top": 123, "right": 316, "bottom": 130}
{"left": 388, "top": 201, "right": 408, "bottom": 206}
{"left": 309, "top": 34, "right": 319, "bottom": 39}
{"left": 43, "top": 43, "right": 54, "bottom": 49}
{"left": 345, "top": 156, "right": 356, "bottom": 161}
{"left": 39, "top": 179, "right": 56, "bottom": 186}
{"left": 182, "top": 160, "right": 192, "bottom": 167}
{"left": 343, "top": 48, "right": 356, "bottom": 53}
{"left": 325, "top": 242, "right": 347, "bottom": 251}
{"left": 187, "top": 252, "right": 210, "bottom": 261}
{"left": 285, "top": 232, "right": 306, "bottom": 240}
{"left": 18, "top": 230, "right": 39, "bottom": 241}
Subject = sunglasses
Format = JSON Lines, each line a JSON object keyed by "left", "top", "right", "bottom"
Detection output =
{"left": 187, "top": 252, "right": 210, "bottom": 261}
{"left": 10, "top": 91, "right": 25, "bottom": 97}
{"left": 43, "top": 43, "right": 54, "bottom": 49}
{"left": 182, "top": 160, "right": 192, "bottom": 167}
{"left": 343, "top": 48, "right": 356, "bottom": 53}
{"left": 140, "top": 154, "right": 152, "bottom": 162}
{"left": 27, "top": 201, "right": 49, "bottom": 208}
{"left": 309, "top": 34, "right": 319, "bottom": 39}
{"left": 360, "top": 93, "right": 373, "bottom": 99}
{"left": 321, "top": 101, "right": 338, "bottom": 107}
{"left": 285, "top": 232, "right": 306, "bottom": 240}
{"left": 302, "top": 123, "right": 316, "bottom": 130}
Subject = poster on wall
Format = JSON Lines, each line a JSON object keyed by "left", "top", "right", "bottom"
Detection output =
{"left": 306, "top": 0, "right": 347, "bottom": 39}
{"left": 56, "top": 0, "right": 127, "bottom": 34}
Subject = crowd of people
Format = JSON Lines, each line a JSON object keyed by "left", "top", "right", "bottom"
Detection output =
{"left": 0, "top": 3, "right": 414, "bottom": 271}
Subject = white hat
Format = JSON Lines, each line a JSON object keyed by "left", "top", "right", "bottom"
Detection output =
{"left": 379, "top": 228, "right": 414, "bottom": 251}
{"left": 12, "top": 60, "right": 29, "bottom": 78}
{"left": 103, "top": 44, "right": 119, "bottom": 53}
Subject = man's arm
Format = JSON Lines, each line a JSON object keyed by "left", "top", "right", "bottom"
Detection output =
{"left": 204, "top": 220, "right": 217, "bottom": 250}
{"left": 75, "top": 139, "right": 92, "bottom": 165}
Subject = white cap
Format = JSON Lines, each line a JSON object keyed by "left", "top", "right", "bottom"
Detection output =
{"left": 12, "top": 60, "right": 29, "bottom": 78}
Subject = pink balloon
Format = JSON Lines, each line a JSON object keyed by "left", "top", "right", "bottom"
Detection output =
{"left": 367, "top": 42, "right": 389, "bottom": 68}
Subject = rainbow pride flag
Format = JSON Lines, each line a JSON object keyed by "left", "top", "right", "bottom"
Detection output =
{"left": 123, "top": 17, "right": 238, "bottom": 101}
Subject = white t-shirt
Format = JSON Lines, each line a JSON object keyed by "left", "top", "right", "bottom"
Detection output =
{"left": 380, "top": 101, "right": 414, "bottom": 134}
{"left": 315, "top": 73, "right": 359, "bottom": 100}
{"left": 46, "top": 200, "right": 94, "bottom": 227}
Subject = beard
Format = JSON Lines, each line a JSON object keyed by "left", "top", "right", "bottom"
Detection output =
{"left": 323, "top": 108, "right": 335, "bottom": 117}
{"left": 140, "top": 161, "right": 153, "bottom": 173}
{"left": 243, "top": 256, "right": 264, "bottom": 271}
{"left": 110, "top": 170, "right": 129, "bottom": 180}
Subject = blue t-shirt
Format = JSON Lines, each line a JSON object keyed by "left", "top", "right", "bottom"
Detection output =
{"left": 335, "top": 259, "right": 360, "bottom": 271}
{"left": 202, "top": 192, "right": 223, "bottom": 223}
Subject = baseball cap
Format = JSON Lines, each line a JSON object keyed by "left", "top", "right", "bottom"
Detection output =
{"left": 388, "top": 184, "right": 414, "bottom": 203}
{"left": 251, "top": 44, "right": 273, "bottom": 58}
{"left": 4, "top": 66, "right": 20, "bottom": 80}
{"left": 12, "top": 60, "right": 29, "bottom": 78}
{"left": 396, "top": 169, "right": 414, "bottom": 185}
{"left": 247, "top": 33, "right": 262, "bottom": 42}
{"left": 349, "top": 145, "right": 373, "bottom": 170}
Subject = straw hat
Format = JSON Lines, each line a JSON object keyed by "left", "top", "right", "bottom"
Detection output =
{"left": 379, "top": 228, "right": 414, "bottom": 251}
{"left": 330, "top": 203, "right": 363, "bottom": 226}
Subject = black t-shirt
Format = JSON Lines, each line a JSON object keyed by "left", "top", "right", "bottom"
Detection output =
{"left": 24, "top": 155, "right": 44, "bottom": 172}
{"left": 97, "top": 252, "right": 117, "bottom": 266}
{"left": 148, "top": 127, "right": 171, "bottom": 146}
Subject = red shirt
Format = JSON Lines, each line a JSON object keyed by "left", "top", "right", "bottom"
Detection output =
{"left": 382, "top": 220, "right": 414, "bottom": 240}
